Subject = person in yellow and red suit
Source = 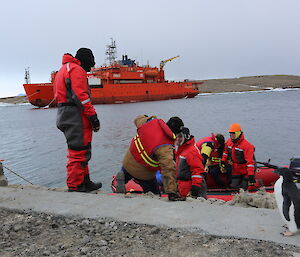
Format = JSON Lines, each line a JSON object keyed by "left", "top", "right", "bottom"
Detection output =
{"left": 54, "top": 48, "right": 102, "bottom": 192}
{"left": 221, "top": 123, "right": 256, "bottom": 190}
{"left": 176, "top": 127, "right": 207, "bottom": 199}
{"left": 116, "top": 115, "right": 186, "bottom": 201}
{"left": 196, "top": 133, "right": 231, "bottom": 187}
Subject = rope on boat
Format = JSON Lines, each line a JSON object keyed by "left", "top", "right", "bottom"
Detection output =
{"left": 44, "top": 98, "right": 55, "bottom": 108}
{"left": 25, "top": 91, "right": 40, "bottom": 99}
{"left": 14, "top": 91, "right": 40, "bottom": 104}
{"left": 2, "top": 164, "right": 34, "bottom": 185}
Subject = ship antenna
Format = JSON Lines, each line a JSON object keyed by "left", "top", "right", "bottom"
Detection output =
{"left": 24, "top": 67, "right": 31, "bottom": 84}
{"left": 105, "top": 38, "right": 117, "bottom": 65}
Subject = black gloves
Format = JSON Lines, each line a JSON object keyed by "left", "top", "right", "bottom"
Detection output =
{"left": 248, "top": 175, "right": 256, "bottom": 185}
{"left": 220, "top": 161, "right": 226, "bottom": 168}
{"left": 88, "top": 114, "right": 100, "bottom": 132}
{"left": 190, "top": 185, "right": 201, "bottom": 198}
{"left": 220, "top": 161, "right": 227, "bottom": 173}
{"left": 168, "top": 193, "right": 186, "bottom": 201}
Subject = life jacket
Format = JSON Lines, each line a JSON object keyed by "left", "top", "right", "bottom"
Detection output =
{"left": 129, "top": 119, "right": 176, "bottom": 171}
{"left": 210, "top": 150, "right": 221, "bottom": 165}
{"left": 196, "top": 134, "right": 219, "bottom": 165}
{"left": 196, "top": 133, "right": 217, "bottom": 150}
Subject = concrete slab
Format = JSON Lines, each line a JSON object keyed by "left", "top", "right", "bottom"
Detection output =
{"left": 0, "top": 186, "right": 299, "bottom": 247}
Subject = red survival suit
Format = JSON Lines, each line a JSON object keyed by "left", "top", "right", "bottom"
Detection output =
{"left": 222, "top": 133, "right": 255, "bottom": 177}
{"left": 175, "top": 137, "right": 207, "bottom": 198}
{"left": 54, "top": 54, "right": 97, "bottom": 190}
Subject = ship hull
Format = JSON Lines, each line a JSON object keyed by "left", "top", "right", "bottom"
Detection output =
{"left": 23, "top": 82, "right": 201, "bottom": 107}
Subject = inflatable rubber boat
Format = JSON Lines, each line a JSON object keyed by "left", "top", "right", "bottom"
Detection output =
{"left": 111, "top": 163, "right": 279, "bottom": 201}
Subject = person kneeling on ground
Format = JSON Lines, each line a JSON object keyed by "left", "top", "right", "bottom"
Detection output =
{"left": 196, "top": 133, "right": 231, "bottom": 187}
{"left": 221, "top": 123, "right": 256, "bottom": 190}
{"left": 116, "top": 115, "right": 186, "bottom": 201}
{"left": 175, "top": 127, "right": 207, "bottom": 199}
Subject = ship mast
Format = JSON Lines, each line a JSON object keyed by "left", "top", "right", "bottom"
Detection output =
{"left": 105, "top": 38, "right": 117, "bottom": 65}
{"left": 24, "top": 67, "right": 31, "bottom": 84}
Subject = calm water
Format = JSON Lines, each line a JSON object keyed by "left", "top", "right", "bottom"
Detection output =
{"left": 1, "top": 89, "right": 300, "bottom": 191}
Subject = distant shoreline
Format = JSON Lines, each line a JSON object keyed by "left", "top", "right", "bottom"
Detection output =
{"left": 197, "top": 74, "right": 300, "bottom": 94}
{"left": 1, "top": 75, "right": 300, "bottom": 104}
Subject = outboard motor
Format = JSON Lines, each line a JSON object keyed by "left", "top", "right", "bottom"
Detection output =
{"left": 290, "top": 158, "right": 300, "bottom": 188}
{"left": 290, "top": 158, "right": 300, "bottom": 170}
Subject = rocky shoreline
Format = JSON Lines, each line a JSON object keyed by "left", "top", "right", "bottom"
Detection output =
{"left": 1, "top": 75, "right": 300, "bottom": 105}
{"left": 0, "top": 184, "right": 300, "bottom": 257}
{"left": 198, "top": 74, "right": 300, "bottom": 93}
{"left": 1, "top": 208, "right": 299, "bottom": 257}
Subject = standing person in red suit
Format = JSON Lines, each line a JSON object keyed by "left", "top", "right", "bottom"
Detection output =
{"left": 54, "top": 48, "right": 102, "bottom": 192}
{"left": 175, "top": 127, "right": 207, "bottom": 199}
{"left": 221, "top": 123, "right": 256, "bottom": 190}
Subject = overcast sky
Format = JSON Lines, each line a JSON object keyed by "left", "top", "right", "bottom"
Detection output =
{"left": 1, "top": 0, "right": 300, "bottom": 97}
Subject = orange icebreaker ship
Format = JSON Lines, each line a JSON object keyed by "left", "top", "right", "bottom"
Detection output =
{"left": 23, "top": 40, "right": 202, "bottom": 107}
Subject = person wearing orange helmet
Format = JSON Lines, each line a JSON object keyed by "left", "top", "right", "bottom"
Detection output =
{"left": 221, "top": 123, "right": 256, "bottom": 190}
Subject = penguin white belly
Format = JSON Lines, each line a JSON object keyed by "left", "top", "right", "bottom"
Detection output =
{"left": 274, "top": 177, "right": 298, "bottom": 233}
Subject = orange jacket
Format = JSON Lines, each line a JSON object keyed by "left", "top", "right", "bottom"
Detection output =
{"left": 176, "top": 137, "right": 205, "bottom": 187}
{"left": 222, "top": 134, "right": 255, "bottom": 176}
{"left": 54, "top": 54, "right": 96, "bottom": 118}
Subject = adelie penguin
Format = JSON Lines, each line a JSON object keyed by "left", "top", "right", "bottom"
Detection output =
{"left": 274, "top": 158, "right": 300, "bottom": 236}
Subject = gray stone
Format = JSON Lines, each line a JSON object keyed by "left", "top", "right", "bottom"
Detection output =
{"left": 13, "top": 224, "right": 23, "bottom": 232}
{"left": 42, "top": 250, "right": 51, "bottom": 256}
{"left": 0, "top": 162, "right": 8, "bottom": 186}
{"left": 81, "top": 219, "right": 90, "bottom": 225}
{"left": 81, "top": 235, "right": 91, "bottom": 244}
{"left": 97, "top": 240, "right": 108, "bottom": 246}
{"left": 80, "top": 247, "right": 90, "bottom": 255}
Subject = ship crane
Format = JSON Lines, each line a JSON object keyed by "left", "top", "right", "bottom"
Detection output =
{"left": 160, "top": 55, "right": 179, "bottom": 69}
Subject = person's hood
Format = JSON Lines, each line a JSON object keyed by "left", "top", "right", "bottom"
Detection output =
{"left": 62, "top": 54, "right": 81, "bottom": 65}
{"left": 185, "top": 136, "right": 195, "bottom": 146}
{"left": 176, "top": 136, "right": 195, "bottom": 155}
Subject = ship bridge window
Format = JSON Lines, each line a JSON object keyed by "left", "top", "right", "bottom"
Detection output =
{"left": 88, "top": 77, "right": 103, "bottom": 88}
{"left": 90, "top": 84, "right": 103, "bottom": 88}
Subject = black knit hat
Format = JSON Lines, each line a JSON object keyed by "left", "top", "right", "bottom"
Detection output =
{"left": 166, "top": 116, "right": 184, "bottom": 134}
{"left": 181, "top": 127, "right": 191, "bottom": 140}
{"left": 75, "top": 48, "right": 95, "bottom": 72}
{"left": 216, "top": 134, "right": 225, "bottom": 146}
{"left": 177, "top": 127, "right": 192, "bottom": 145}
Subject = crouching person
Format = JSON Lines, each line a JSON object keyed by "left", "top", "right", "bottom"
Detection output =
{"left": 176, "top": 127, "right": 207, "bottom": 199}
{"left": 116, "top": 115, "right": 186, "bottom": 201}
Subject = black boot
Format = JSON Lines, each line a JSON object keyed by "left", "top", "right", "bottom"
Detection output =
{"left": 84, "top": 174, "right": 102, "bottom": 191}
{"left": 68, "top": 182, "right": 89, "bottom": 192}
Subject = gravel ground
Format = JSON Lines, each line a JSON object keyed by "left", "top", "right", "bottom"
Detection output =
{"left": 1, "top": 208, "right": 299, "bottom": 257}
